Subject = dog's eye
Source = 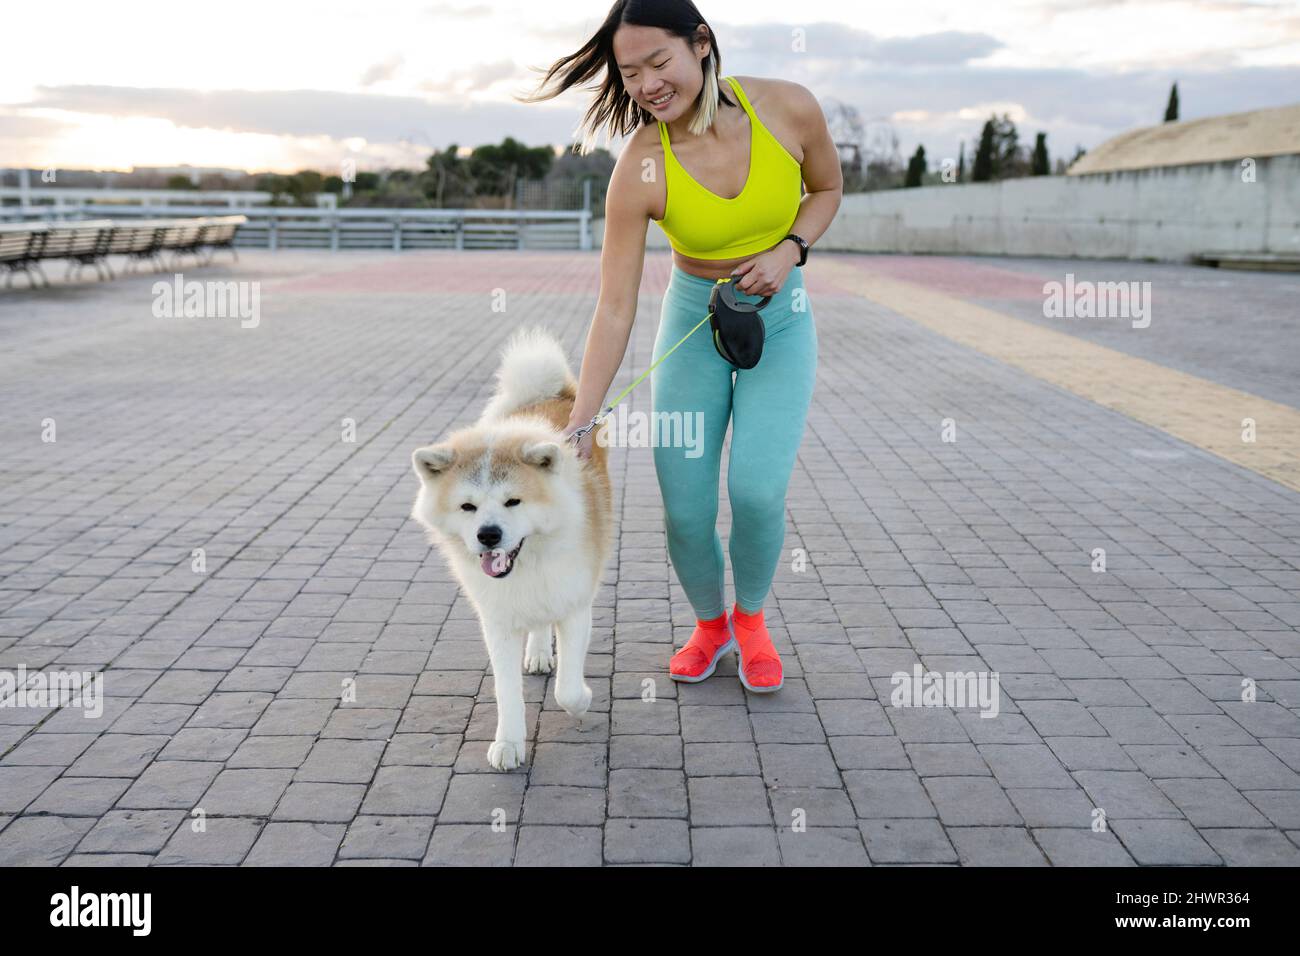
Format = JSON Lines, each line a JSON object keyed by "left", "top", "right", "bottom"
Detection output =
{"left": 460, "top": 503, "right": 476, "bottom": 512}
{"left": 505, "top": 498, "right": 521, "bottom": 507}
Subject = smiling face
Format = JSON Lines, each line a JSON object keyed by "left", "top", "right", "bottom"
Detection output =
{"left": 411, "top": 434, "right": 567, "bottom": 579}
{"left": 612, "top": 23, "right": 711, "bottom": 121}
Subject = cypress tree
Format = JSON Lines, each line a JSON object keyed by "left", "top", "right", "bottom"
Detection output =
{"left": 1164, "top": 82, "right": 1179, "bottom": 122}
{"left": 996, "top": 115, "right": 1020, "bottom": 177}
{"left": 973, "top": 120, "right": 995, "bottom": 182}
{"left": 1032, "top": 132, "right": 1049, "bottom": 175}
{"left": 905, "top": 145, "right": 926, "bottom": 187}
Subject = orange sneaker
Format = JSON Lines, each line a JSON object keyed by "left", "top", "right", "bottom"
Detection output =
{"left": 669, "top": 612, "right": 736, "bottom": 682}
{"left": 730, "top": 604, "right": 783, "bottom": 692}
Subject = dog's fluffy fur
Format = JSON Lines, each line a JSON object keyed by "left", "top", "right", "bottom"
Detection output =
{"left": 410, "top": 326, "right": 612, "bottom": 770}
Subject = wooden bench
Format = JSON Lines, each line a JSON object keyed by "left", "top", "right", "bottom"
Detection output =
{"left": 0, "top": 215, "right": 247, "bottom": 287}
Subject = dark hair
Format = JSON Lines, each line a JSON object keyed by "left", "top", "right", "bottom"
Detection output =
{"left": 515, "top": 0, "right": 735, "bottom": 154}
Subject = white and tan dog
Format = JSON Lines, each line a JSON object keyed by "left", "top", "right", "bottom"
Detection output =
{"left": 410, "top": 326, "right": 612, "bottom": 770}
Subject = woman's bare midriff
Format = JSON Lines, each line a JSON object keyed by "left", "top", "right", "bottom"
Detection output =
{"left": 671, "top": 248, "right": 774, "bottom": 280}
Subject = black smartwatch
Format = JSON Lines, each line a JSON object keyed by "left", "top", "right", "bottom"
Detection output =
{"left": 782, "top": 233, "right": 809, "bottom": 267}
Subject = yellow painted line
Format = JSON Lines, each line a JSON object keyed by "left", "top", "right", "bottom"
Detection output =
{"left": 817, "top": 259, "right": 1300, "bottom": 494}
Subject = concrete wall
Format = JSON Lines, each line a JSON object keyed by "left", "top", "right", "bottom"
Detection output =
{"left": 594, "top": 154, "right": 1300, "bottom": 262}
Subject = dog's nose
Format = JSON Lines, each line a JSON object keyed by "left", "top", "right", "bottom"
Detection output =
{"left": 477, "top": 525, "right": 502, "bottom": 548}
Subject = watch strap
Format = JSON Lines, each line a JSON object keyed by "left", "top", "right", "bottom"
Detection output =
{"left": 783, "top": 233, "right": 809, "bottom": 267}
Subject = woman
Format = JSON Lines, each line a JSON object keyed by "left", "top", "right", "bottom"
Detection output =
{"left": 519, "top": 0, "right": 842, "bottom": 692}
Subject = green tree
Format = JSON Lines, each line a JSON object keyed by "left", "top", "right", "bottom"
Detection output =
{"left": 423, "top": 144, "right": 474, "bottom": 207}
{"left": 971, "top": 113, "right": 1030, "bottom": 181}
{"left": 957, "top": 142, "right": 965, "bottom": 182}
{"left": 904, "top": 144, "right": 926, "bottom": 187}
{"left": 165, "top": 175, "right": 197, "bottom": 190}
{"left": 256, "top": 173, "right": 290, "bottom": 204}
{"left": 994, "top": 115, "right": 1023, "bottom": 177}
{"left": 467, "top": 136, "right": 554, "bottom": 198}
{"left": 1164, "top": 82, "right": 1179, "bottom": 122}
{"left": 364, "top": 169, "right": 428, "bottom": 208}
{"left": 1032, "top": 132, "right": 1050, "bottom": 175}
{"left": 286, "top": 170, "right": 324, "bottom": 205}
{"left": 973, "top": 120, "right": 995, "bottom": 182}
{"left": 322, "top": 172, "right": 377, "bottom": 195}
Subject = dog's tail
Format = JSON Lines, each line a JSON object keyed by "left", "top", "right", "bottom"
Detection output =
{"left": 478, "top": 325, "right": 577, "bottom": 422}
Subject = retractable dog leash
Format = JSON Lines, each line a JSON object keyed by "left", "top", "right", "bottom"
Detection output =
{"left": 565, "top": 276, "right": 770, "bottom": 446}
{"left": 708, "top": 276, "right": 770, "bottom": 369}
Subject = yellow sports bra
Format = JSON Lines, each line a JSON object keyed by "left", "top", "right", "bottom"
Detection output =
{"left": 652, "top": 75, "right": 802, "bottom": 260}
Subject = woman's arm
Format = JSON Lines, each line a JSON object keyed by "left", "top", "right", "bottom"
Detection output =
{"left": 565, "top": 146, "right": 651, "bottom": 455}
{"left": 735, "top": 81, "right": 844, "bottom": 296}
{"left": 784, "top": 82, "right": 844, "bottom": 251}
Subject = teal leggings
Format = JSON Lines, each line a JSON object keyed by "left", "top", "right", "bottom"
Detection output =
{"left": 650, "top": 264, "right": 818, "bottom": 619}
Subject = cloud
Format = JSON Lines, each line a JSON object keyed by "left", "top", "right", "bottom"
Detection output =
{"left": 424, "top": 2, "right": 491, "bottom": 18}
{"left": 0, "top": 111, "right": 75, "bottom": 139}
{"left": 13, "top": 84, "right": 585, "bottom": 152}
{"left": 868, "top": 31, "right": 1006, "bottom": 64}
{"left": 728, "top": 23, "right": 1004, "bottom": 65}
{"left": 418, "top": 59, "right": 520, "bottom": 95}
{"left": 807, "top": 58, "right": 1300, "bottom": 166}
{"left": 12, "top": 54, "right": 1300, "bottom": 174}
{"left": 523, "top": 20, "right": 1004, "bottom": 66}
{"left": 822, "top": 62, "right": 1300, "bottom": 133}
{"left": 360, "top": 54, "right": 404, "bottom": 87}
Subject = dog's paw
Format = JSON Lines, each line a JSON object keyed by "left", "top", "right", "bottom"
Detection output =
{"left": 556, "top": 683, "right": 593, "bottom": 718}
{"left": 523, "top": 645, "right": 554, "bottom": 674}
{"left": 486, "top": 738, "right": 526, "bottom": 771}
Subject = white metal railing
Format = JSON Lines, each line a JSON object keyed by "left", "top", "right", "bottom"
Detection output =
{"left": 0, "top": 186, "right": 336, "bottom": 209}
{"left": 0, "top": 203, "right": 592, "bottom": 252}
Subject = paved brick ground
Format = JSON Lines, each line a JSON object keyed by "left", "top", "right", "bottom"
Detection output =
{"left": 1, "top": 249, "right": 1297, "bottom": 866}
{"left": 859, "top": 255, "right": 1300, "bottom": 407}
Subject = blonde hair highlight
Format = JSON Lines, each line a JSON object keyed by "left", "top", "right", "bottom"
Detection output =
{"left": 686, "top": 51, "right": 722, "bottom": 138}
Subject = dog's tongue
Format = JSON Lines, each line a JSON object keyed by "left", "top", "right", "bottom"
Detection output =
{"left": 481, "top": 548, "right": 508, "bottom": 577}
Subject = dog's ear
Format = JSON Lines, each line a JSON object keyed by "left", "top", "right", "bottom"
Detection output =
{"left": 412, "top": 444, "right": 455, "bottom": 482}
{"left": 521, "top": 440, "right": 561, "bottom": 471}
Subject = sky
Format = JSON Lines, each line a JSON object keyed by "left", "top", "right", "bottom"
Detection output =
{"left": 2, "top": 0, "right": 1299, "bottom": 177}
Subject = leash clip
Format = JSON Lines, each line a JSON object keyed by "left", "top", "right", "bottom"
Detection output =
{"left": 565, "top": 404, "right": 613, "bottom": 446}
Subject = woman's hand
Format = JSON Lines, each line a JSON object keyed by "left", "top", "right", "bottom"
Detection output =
{"left": 731, "top": 241, "right": 800, "bottom": 298}
{"left": 562, "top": 418, "right": 596, "bottom": 461}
